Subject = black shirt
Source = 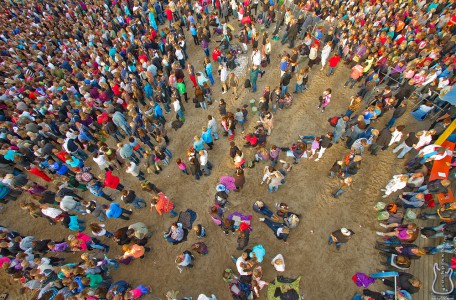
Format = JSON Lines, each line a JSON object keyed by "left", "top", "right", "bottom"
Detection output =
{"left": 281, "top": 73, "right": 292, "bottom": 86}
{"left": 404, "top": 132, "right": 418, "bottom": 147}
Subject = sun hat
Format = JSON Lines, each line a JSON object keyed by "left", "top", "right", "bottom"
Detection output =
{"left": 341, "top": 228, "right": 351, "bottom": 236}
{"left": 216, "top": 184, "right": 226, "bottom": 192}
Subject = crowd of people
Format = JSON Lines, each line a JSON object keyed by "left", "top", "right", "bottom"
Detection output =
{"left": 0, "top": 0, "right": 455, "bottom": 298}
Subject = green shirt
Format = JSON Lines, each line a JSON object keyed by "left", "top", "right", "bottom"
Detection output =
{"left": 86, "top": 274, "right": 103, "bottom": 288}
{"left": 177, "top": 82, "right": 187, "bottom": 94}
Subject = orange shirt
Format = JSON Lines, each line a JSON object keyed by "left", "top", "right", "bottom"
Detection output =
{"left": 155, "top": 192, "right": 174, "bottom": 215}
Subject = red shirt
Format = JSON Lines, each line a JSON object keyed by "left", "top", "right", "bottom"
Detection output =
{"left": 212, "top": 49, "right": 221, "bottom": 62}
{"left": 97, "top": 112, "right": 109, "bottom": 124}
{"left": 138, "top": 54, "right": 148, "bottom": 63}
{"left": 329, "top": 56, "right": 341, "bottom": 68}
{"left": 245, "top": 135, "right": 258, "bottom": 146}
{"left": 112, "top": 84, "right": 121, "bottom": 95}
{"left": 165, "top": 8, "right": 173, "bottom": 21}
{"left": 104, "top": 170, "right": 120, "bottom": 189}
{"left": 56, "top": 151, "right": 69, "bottom": 162}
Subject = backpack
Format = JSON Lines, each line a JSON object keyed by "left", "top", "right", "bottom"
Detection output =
{"left": 244, "top": 79, "right": 251, "bottom": 88}
{"left": 328, "top": 115, "right": 339, "bottom": 127}
{"left": 171, "top": 120, "right": 183, "bottom": 131}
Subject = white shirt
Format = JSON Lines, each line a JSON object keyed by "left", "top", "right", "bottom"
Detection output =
{"left": 93, "top": 154, "right": 107, "bottom": 166}
{"left": 199, "top": 150, "right": 208, "bottom": 166}
{"left": 60, "top": 196, "right": 77, "bottom": 212}
{"left": 41, "top": 207, "right": 63, "bottom": 218}
{"left": 415, "top": 132, "right": 433, "bottom": 149}
{"left": 309, "top": 47, "right": 318, "bottom": 60}
{"left": 271, "top": 254, "right": 285, "bottom": 272}
{"left": 418, "top": 144, "right": 449, "bottom": 161}
{"left": 126, "top": 162, "right": 140, "bottom": 176}
{"left": 208, "top": 118, "right": 218, "bottom": 131}
{"left": 172, "top": 100, "right": 181, "bottom": 112}
{"left": 389, "top": 130, "right": 403, "bottom": 146}
{"left": 175, "top": 49, "right": 184, "bottom": 60}
{"left": 251, "top": 51, "right": 261, "bottom": 66}
{"left": 92, "top": 224, "right": 107, "bottom": 237}
{"left": 265, "top": 43, "right": 271, "bottom": 54}
{"left": 236, "top": 257, "right": 249, "bottom": 275}
{"left": 220, "top": 67, "right": 229, "bottom": 82}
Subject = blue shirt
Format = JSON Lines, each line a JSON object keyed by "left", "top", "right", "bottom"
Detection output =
{"left": 52, "top": 162, "right": 69, "bottom": 175}
{"left": 154, "top": 105, "right": 163, "bottom": 117}
{"left": 205, "top": 63, "right": 213, "bottom": 75}
{"left": 109, "top": 47, "right": 117, "bottom": 58}
{"left": 106, "top": 203, "right": 122, "bottom": 218}
{"left": 144, "top": 83, "right": 154, "bottom": 98}
{"left": 193, "top": 139, "right": 205, "bottom": 151}
{"left": 201, "top": 129, "right": 213, "bottom": 143}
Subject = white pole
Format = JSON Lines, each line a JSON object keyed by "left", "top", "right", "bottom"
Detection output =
{"left": 394, "top": 275, "right": 397, "bottom": 300}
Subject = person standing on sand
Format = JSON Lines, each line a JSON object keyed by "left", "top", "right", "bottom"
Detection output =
{"left": 328, "top": 228, "right": 355, "bottom": 250}
{"left": 228, "top": 73, "right": 240, "bottom": 100}
{"left": 318, "top": 88, "right": 332, "bottom": 113}
{"left": 207, "top": 115, "right": 219, "bottom": 140}
{"left": 250, "top": 65, "right": 260, "bottom": 93}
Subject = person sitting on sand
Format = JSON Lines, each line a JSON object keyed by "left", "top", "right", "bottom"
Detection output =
{"left": 164, "top": 222, "right": 184, "bottom": 244}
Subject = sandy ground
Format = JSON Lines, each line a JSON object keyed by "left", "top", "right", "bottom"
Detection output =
{"left": 0, "top": 20, "right": 432, "bottom": 300}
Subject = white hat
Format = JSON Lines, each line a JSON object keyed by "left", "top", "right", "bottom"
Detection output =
{"left": 341, "top": 228, "right": 351, "bottom": 236}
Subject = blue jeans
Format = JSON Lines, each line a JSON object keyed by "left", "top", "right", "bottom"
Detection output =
{"left": 264, "top": 218, "right": 284, "bottom": 235}
{"left": 332, "top": 187, "right": 345, "bottom": 198}
{"left": 135, "top": 146, "right": 145, "bottom": 158}
{"left": 163, "top": 102, "right": 171, "bottom": 113}
{"left": 333, "top": 131, "right": 343, "bottom": 143}
{"left": 72, "top": 203, "right": 87, "bottom": 214}
{"left": 345, "top": 109, "right": 354, "bottom": 117}
{"left": 169, "top": 209, "right": 178, "bottom": 217}
{"left": 132, "top": 196, "right": 146, "bottom": 208}
{"left": 208, "top": 73, "right": 214, "bottom": 85}
{"left": 200, "top": 100, "right": 207, "bottom": 109}
{"left": 328, "top": 235, "right": 345, "bottom": 248}
{"left": 112, "top": 130, "right": 125, "bottom": 142}
{"left": 119, "top": 124, "right": 132, "bottom": 136}
{"left": 281, "top": 85, "right": 288, "bottom": 96}
{"left": 427, "top": 243, "right": 454, "bottom": 255}
{"left": 268, "top": 184, "right": 278, "bottom": 192}
{"left": 128, "top": 153, "right": 140, "bottom": 164}
{"left": 179, "top": 58, "right": 186, "bottom": 68}
{"left": 74, "top": 149, "right": 89, "bottom": 161}
{"left": 327, "top": 67, "right": 335, "bottom": 76}
{"left": 164, "top": 148, "right": 172, "bottom": 158}
{"left": 344, "top": 77, "right": 357, "bottom": 88}
{"left": 203, "top": 47, "right": 210, "bottom": 57}
{"left": 251, "top": 80, "right": 257, "bottom": 92}
{"left": 258, "top": 206, "right": 274, "bottom": 218}
{"left": 386, "top": 116, "right": 397, "bottom": 129}
{"left": 421, "top": 223, "right": 445, "bottom": 238}
{"left": 295, "top": 83, "right": 303, "bottom": 93}
{"left": 177, "top": 109, "right": 184, "bottom": 120}
{"left": 212, "top": 131, "right": 219, "bottom": 140}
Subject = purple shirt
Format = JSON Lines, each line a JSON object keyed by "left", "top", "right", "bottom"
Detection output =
{"left": 52, "top": 242, "right": 68, "bottom": 252}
